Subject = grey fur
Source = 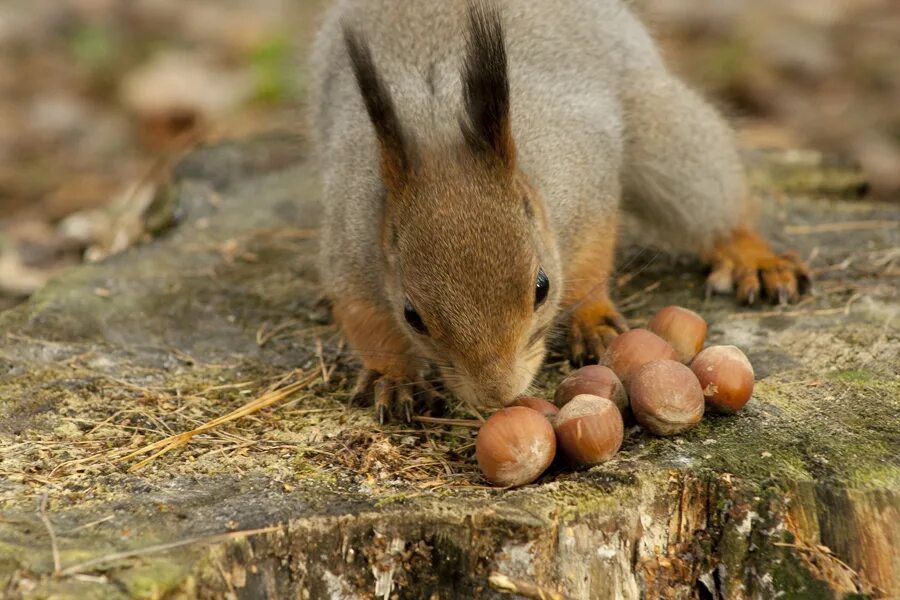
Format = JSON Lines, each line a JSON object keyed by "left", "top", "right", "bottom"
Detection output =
{"left": 309, "top": 0, "right": 749, "bottom": 406}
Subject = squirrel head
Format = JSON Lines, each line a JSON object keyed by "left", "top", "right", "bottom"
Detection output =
{"left": 345, "top": 5, "right": 560, "bottom": 408}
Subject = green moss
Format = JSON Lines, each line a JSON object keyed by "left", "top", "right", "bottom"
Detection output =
{"left": 708, "top": 487, "right": 843, "bottom": 599}
{"left": 710, "top": 375, "right": 900, "bottom": 486}
{"left": 547, "top": 473, "right": 647, "bottom": 520}
{"left": 769, "top": 549, "right": 837, "bottom": 599}
{"left": 846, "top": 463, "right": 900, "bottom": 490}
{"left": 374, "top": 492, "right": 417, "bottom": 508}
{"left": 114, "top": 557, "right": 194, "bottom": 600}
{"left": 830, "top": 369, "right": 876, "bottom": 384}
{"left": 291, "top": 455, "right": 336, "bottom": 483}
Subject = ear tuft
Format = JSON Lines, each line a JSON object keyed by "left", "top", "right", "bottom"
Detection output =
{"left": 461, "top": 3, "right": 515, "bottom": 168}
{"left": 344, "top": 26, "right": 413, "bottom": 186}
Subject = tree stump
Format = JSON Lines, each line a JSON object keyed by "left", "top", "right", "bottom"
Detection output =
{"left": 1, "top": 134, "right": 897, "bottom": 599}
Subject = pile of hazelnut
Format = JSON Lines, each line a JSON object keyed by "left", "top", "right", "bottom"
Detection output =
{"left": 476, "top": 306, "right": 755, "bottom": 487}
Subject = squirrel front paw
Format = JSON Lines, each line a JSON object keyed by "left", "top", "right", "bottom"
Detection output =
{"left": 350, "top": 369, "right": 443, "bottom": 424}
{"left": 568, "top": 299, "right": 629, "bottom": 366}
{"left": 706, "top": 230, "right": 812, "bottom": 305}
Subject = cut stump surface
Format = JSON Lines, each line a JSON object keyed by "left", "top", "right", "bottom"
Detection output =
{"left": 1, "top": 135, "right": 897, "bottom": 599}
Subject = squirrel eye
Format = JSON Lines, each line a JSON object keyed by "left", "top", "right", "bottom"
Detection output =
{"left": 404, "top": 299, "right": 429, "bottom": 335}
{"left": 534, "top": 267, "right": 550, "bottom": 309}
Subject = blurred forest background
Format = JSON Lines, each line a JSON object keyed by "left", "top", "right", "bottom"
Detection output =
{"left": 0, "top": 0, "right": 897, "bottom": 310}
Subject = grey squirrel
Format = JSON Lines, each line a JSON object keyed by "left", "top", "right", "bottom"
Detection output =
{"left": 309, "top": 0, "right": 811, "bottom": 422}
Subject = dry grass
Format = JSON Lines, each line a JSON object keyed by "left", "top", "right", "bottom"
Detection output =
{"left": 0, "top": 338, "right": 490, "bottom": 511}
{"left": 117, "top": 368, "right": 319, "bottom": 471}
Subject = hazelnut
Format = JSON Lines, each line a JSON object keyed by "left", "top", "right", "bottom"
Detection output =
{"left": 475, "top": 406, "right": 556, "bottom": 487}
{"left": 691, "top": 345, "right": 754, "bottom": 413}
{"left": 514, "top": 396, "right": 560, "bottom": 421}
{"left": 554, "top": 394, "right": 624, "bottom": 465}
{"left": 554, "top": 365, "right": 628, "bottom": 414}
{"left": 629, "top": 359, "right": 704, "bottom": 436}
{"left": 603, "top": 329, "right": 678, "bottom": 386}
{"left": 647, "top": 305, "right": 708, "bottom": 364}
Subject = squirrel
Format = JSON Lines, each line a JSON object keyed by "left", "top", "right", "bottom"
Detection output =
{"left": 309, "top": 0, "right": 811, "bottom": 422}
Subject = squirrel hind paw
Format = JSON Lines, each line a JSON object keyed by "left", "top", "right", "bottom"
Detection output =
{"left": 708, "top": 252, "right": 812, "bottom": 306}
{"left": 706, "top": 231, "right": 812, "bottom": 306}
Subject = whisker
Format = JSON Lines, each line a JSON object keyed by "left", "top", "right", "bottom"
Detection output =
{"left": 556, "top": 248, "right": 663, "bottom": 320}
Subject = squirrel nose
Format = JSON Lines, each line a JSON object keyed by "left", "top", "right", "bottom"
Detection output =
{"left": 474, "top": 363, "right": 530, "bottom": 408}
{"left": 449, "top": 367, "right": 516, "bottom": 409}
{"left": 443, "top": 355, "right": 536, "bottom": 409}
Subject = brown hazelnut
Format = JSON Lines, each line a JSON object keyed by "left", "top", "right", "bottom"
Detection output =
{"left": 514, "top": 396, "right": 560, "bottom": 421}
{"left": 603, "top": 329, "right": 679, "bottom": 386}
{"left": 647, "top": 305, "right": 708, "bottom": 364}
{"left": 691, "top": 345, "right": 754, "bottom": 413}
{"left": 554, "top": 394, "right": 624, "bottom": 465}
{"left": 554, "top": 365, "right": 628, "bottom": 414}
{"left": 475, "top": 406, "right": 556, "bottom": 487}
{"left": 629, "top": 359, "right": 704, "bottom": 436}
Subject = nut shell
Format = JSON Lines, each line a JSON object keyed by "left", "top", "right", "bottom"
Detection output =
{"left": 648, "top": 306, "right": 708, "bottom": 364}
{"left": 691, "top": 345, "right": 754, "bottom": 413}
{"left": 514, "top": 396, "right": 560, "bottom": 421}
{"left": 554, "top": 365, "right": 628, "bottom": 414}
{"left": 554, "top": 394, "right": 624, "bottom": 465}
{"left": 603, "top": 329, "right": 679, "bottom": 386}
{"left": 475, "top": 406, "right": 556, "bottom": 487}
{"left": 629, "top": 359, "right": 704, "bottom": 436}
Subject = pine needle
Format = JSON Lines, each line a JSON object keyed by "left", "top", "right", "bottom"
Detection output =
{"left": 119, "top": 370, "right": 318, "bottom": 472}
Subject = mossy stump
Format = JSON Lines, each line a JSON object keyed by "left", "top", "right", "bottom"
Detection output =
{"left": 1, "top": 134, "right": 897, "bottom": 599}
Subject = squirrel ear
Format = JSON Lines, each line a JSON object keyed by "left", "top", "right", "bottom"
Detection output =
{"left": 461, "top": 4, "right": 516, "bottom": 169}
{"left": 344, "top": 27, "right": 414, "bottom": 188}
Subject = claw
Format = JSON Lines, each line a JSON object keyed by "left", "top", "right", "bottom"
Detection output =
{"left": 788, "top": 255, "right": 814, "bottom": 295}
{"left": 734, "top": 265, "right": 761, "bottom": 306}
{"left": 589, "top": 326, "right": 620, "bottom": 360}
{"left": 568, "top": 300, "right": 627, "bottom": 366}
{"left": 706, "top": 259, "right": 735, "bottom": 297}
{"left": 359, "top": 372, "right": 423, "bottom": 423}
{"left": 569, "top": 327, "right": 587, "bottom": 367}
{"left": 706, "top": 231, "right": 811, "bottom": 307}
{"left": 373, "top": 376, "right": 397, "bottom": 424}
{"left": 417, "top": 381, "right": 447, "bottom": 416}
{"left": 583, "top": 331, "right": 602, "bottom": 363}
{"left": 351, "top": 369, "right": 379, "bottom": 405}
{"left": 375, "top": 402, "right": 388, "bottom": 426}
{"left": 604, "top": 313, "right": 630, "bottom": 334}
{"left": 396, "top": 385, "right": 414, "bottom": 424}
{"left": 776, "top": 286, "right": 790, "bottom": 306}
